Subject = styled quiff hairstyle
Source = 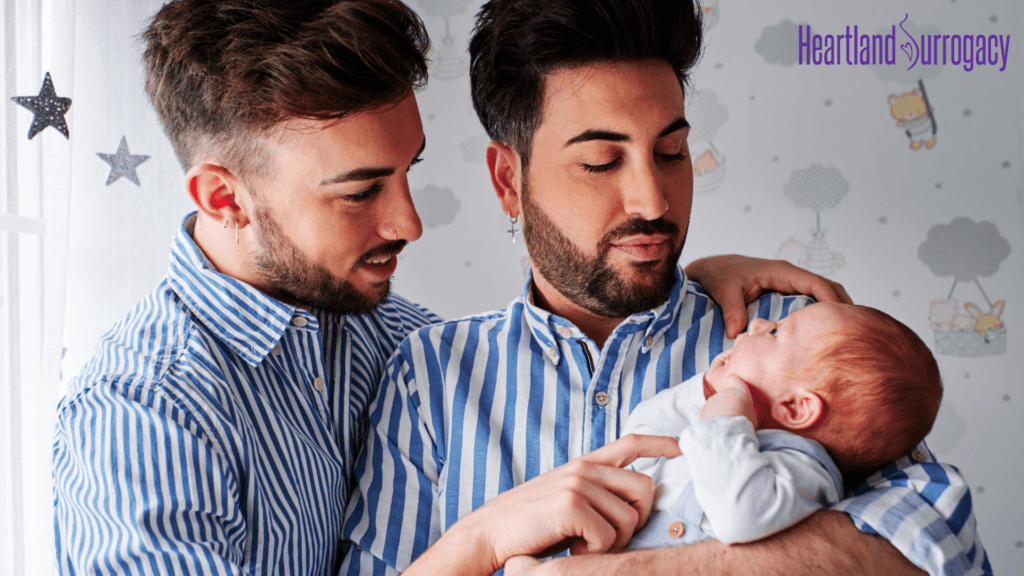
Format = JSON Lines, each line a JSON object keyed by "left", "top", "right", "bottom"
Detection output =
{"left": 468, "top": 0, "right": 703, "bottom": 167}
{"left": 142, "top": 0, "right": 430, "bottom": 182}
{"left": 811, "top": 306, "right": 943, "bottom": 483}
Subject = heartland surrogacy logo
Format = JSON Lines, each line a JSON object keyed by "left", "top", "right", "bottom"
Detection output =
{"left": 798, "top": 14, "right": 1011, "bottom": 72}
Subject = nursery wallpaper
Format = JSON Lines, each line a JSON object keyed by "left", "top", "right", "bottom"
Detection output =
{"left": 3, "top": 0, "right": 1020, "bottom": 574}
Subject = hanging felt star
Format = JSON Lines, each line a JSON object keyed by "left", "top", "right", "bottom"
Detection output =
{"left": 10, "top": 72, "right": 72, "bottom": 139}
{"left": 97, "top": 136, "right": 150, "bottom": 186}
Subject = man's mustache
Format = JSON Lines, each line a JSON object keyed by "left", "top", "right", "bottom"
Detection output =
{"left": 354, "top": 240, "right": 408, "bottom": 268}
{"left": 601, "top": 218, "right": 680, "bottom": 246}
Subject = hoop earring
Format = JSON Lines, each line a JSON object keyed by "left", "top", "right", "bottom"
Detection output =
{"left": 507, "top": 212, "right": 519, "bottom": 243}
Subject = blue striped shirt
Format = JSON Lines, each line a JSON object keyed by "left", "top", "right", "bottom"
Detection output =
{"left": 53, "top": 213, "right": 440, "bottom": 576}
{"left": 341, "top": 269, "right": 989, "bottom": 576}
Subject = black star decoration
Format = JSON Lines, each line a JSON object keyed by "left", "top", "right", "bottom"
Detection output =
{"left": 10, "top": 72, "right": 72, "bottom": 139}
{"left": 97, "top": 136, "right": 150, "bottom": 186}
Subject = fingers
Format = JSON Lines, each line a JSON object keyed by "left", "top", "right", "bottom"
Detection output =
{"left": 505, "top": 555, "right": 543, "bottom": 575}
{"left": 562, "top": 455, "right": 658, "bottom": 542}
{"left": 829, "top": 279, "right": 854, "bottom": 304}
{"left": 580, "top": 433, "right": 681, "bottom": 468}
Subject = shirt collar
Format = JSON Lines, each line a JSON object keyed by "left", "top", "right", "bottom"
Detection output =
{"left": 166, "top": 212, "right": 300, "bottom": 366}
{"left": 518, "top": 266, "right": 688, "bottom": 362}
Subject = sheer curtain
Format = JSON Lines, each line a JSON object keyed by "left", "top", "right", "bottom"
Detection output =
{"left": 1, "top": 1, "right": 74, "bottom": 575}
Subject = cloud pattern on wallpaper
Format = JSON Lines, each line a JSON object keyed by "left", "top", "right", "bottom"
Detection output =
{"left": 920, "top": 218, "right": 1011, "bottom": 357}
{"left": 774, "top": 164, "right": 849, "bottom": 276}
{"left": 414, "top": 184, "right": 462, "bottom": 228}
{"left": 754, "top": 20, "right": 805, "bottom": 67}
{"left": 460, "top": 133, "right": 489, "bottom": 164}
{"left": 686, "top": 89, "right": 729, "bottom": 196}
{"left": 887, "top": 81, "right": 938, "bottom": 151}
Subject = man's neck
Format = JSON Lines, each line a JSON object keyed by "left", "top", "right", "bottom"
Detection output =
{"left": 191, "top": 212, "right": 279, "bottom": 300}
{"left": 530, "top": 273, "right": 624, "bottom": 349}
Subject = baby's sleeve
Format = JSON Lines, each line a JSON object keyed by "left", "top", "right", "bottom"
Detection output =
{"left": 679, "top": 418, "right": 843, "bottom": 544}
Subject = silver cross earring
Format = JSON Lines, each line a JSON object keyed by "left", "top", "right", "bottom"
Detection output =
{"left": 507, "top": 212, "right": 519, "bottom": 243}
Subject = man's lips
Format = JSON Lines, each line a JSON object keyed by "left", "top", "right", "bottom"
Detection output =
{"left": 610, "top": 234, "right": 670, "bottom": 260}
{"left": 355, "top": 241, "right": 407, "bottom": 269}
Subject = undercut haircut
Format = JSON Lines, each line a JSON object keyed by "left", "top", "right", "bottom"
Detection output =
{"left": 142, "top": 0, "right": 430, "bottom": 183}
{"left": 468, "top": 0, "right": 703, "bottom": 167}
{"left": 813, "top": 306, "right": 943, "bottom": 482}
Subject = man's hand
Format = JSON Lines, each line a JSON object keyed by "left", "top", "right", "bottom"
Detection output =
{"left": 412, "top": 434, "right": 680, "bottom": 576}
{"left": 684, "top": 255, "right": 853, "bottom": 338}
{"left": 700, "top": 374, "right": 757, "bottom": 427}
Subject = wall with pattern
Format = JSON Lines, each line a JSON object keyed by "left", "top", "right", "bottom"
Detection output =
{"left": 8, "top": 0, "right": 1019, "bottom": 573}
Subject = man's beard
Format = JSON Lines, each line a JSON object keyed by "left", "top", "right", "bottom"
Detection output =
{"left": 251, "top": 200, "right": 405, "bottom": 315}
{"left": 520, "top": 180, "right": 684, "bottom": 318}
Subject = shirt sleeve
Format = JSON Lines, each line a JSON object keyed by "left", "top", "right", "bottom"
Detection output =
{"left": 679, "top": 417, "right": 842, "bottom": 544}
{"left": 53, "top": 381, "right": 246, "bottom": 575}
{"left": 831, "top": 441, "right": 992, "bottom": 576}
{"left": 341, "top": 334, "right": 443, "bottom": 574}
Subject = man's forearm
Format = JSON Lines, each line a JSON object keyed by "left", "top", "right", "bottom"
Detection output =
{"left": 533, "top": 511, "right": 925, "bottom": 576}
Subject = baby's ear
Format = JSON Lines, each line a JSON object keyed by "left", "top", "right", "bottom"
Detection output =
{"left": 772, "top": 388, "right": 823, "bottom": 430}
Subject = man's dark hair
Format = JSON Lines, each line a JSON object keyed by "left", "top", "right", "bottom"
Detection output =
{"left": 142, "top": 0, "right": 430, "bottom": 182}
{"left": 468, "top": 0, "right": 703, "bottom": 167}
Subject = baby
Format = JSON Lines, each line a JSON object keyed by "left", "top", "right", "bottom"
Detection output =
{"left": 624, "top": 301, "right": 942, "bottom": 548}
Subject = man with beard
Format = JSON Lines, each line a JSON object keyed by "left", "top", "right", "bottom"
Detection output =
{"left": 52, "top": 1, "right": 847, "bottom": 574}
{"left": 340, "top": 1, "right": 986, "bottom": 575}
{"left": 50, "top": 2, "right": 438, "bottom": 574}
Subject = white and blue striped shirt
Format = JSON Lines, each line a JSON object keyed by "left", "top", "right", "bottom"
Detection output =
{"left": 53, "top": 213, "right": 440, "bottom": 576}
{"left": 341, "top": 269, "right": 989, "bottom": 576}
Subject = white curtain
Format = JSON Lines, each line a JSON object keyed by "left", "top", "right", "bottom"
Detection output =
{"left": 1, "top": 1, "right": 74, "bottom": 575}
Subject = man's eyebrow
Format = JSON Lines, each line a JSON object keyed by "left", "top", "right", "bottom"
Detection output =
{"left": 562, "top": 118, "right": 690, "bottom": 149}
{"left": 658, "top": 117, "right": 690, "bottom": 139}
{"left": 319, "top": 137, "right": 426, "bottom": 186}
{"left": 563, "top": 129, "right": 629, "bottom": 148}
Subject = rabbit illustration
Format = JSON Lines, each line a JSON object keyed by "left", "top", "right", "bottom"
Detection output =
{"left": 964, "top": 300, "right": 1005, "bottom": 339}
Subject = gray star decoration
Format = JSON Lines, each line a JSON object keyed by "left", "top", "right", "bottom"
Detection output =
{"left": 97, "top": 136, "right": 150, "bottom": 186}
{"left": 10, "top": 72, "right": 72, "bottom": 139}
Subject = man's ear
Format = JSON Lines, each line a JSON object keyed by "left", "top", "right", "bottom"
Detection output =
{"left": 486, "top": 140, "right": 523, "bottom": 217}
{"left": 186, "top": 162, "right": 249, "bottom": 226}
{"left": 771, "top": 388, "right": 823, "bottom": 430}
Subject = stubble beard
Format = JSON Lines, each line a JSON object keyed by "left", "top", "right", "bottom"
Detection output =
{"left": 251, "top": 199, "right": 402, "bottom": 316}
{"left": 519, "top": 180, "right": 684, "bottom": 318}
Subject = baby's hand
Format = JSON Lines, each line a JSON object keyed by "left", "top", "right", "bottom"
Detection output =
{"left": 700, "top": 375, "right": 758, "bottom": 428}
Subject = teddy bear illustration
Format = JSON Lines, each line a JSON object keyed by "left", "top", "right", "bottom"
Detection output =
{"left": 888, "top": 81, "right": 936, "bottom": 151}
{"left": 928, "top": 299, "right": 974, "bottom": 332}
{"left": 692, "top": 149, "right": 720, "bottom": 176}
{"left": 964, "top": 300, "right": 1005, "bottom": 340}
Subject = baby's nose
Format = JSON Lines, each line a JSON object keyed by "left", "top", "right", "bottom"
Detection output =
{"left": 747, "top": 319, "right": 776, "bottom": 336}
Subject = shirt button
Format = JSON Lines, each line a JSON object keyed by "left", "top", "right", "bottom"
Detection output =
{"left": 669, "top": 521, "right": 685, "bottom": 538}
{"left": 595, "top": 391, "right": 610, "bottom": 406}
{"left": 645, "top": 335, "right": 654, "bottom": 347}
{"left": 313, "top": 377, "right": 325, "bottom": 391}
{"left": 292, "top": 316, "right": 309, "bottom": 327}
{"left": 549, "top": 347, "right": 558, "bottom": 359}
{"left": 912, "top": 448, "right": 928, "bottom": 463}
{"left": 558, "top": 326, "right": 573, "bottom": 338}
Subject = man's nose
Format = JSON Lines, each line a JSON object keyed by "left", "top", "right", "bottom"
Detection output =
{"left": 378, "top": 181, "right": 423, "bottom": 242}
{"left": 622, "top": 157, "right": 669, "bottom": 221}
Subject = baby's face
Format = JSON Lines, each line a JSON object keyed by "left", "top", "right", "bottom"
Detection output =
{"left": 704, "top": 302, "right": 850, "bottom": 419}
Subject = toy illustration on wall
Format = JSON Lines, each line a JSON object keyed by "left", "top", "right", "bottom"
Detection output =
{"left": 699, "top": 0, "right": 718, "bottom": 31}
{"left": 686, "top": 89, "right": 728, "bottom": 196}
{"left": 888, "top": 80, "right": 937, "bottom": 150}
{"left": 774, "top": 164, "right": 848, "bottom": 276}
{"left": 416, "top": 0, "right": 473, "bottom": 80}
{"left": 919, "top": 217, "right": 1011, "bottom": 357}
